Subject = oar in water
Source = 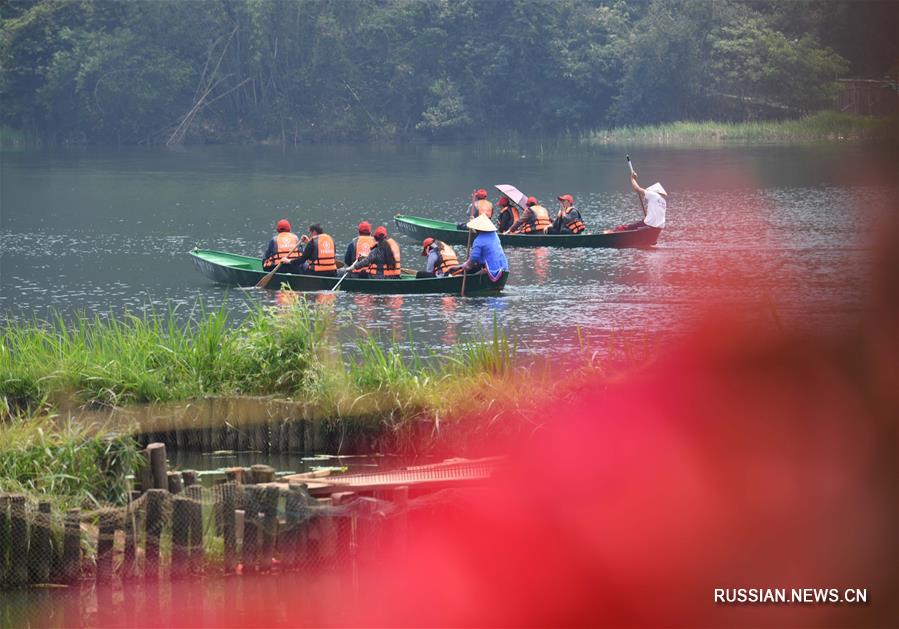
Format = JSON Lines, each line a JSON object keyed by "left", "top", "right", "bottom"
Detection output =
{"left": 626, "top": 154, "right": 646, "bottom": 216}
{"left": 256, "top": 237, "right": 307, "bottom": 289}
{"left": 460, "top": 190, "right": 476, "bottom": 297}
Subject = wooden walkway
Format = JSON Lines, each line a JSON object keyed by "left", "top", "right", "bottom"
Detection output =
{"left": 279, "top": 457, "right": 502, "bottom": 497}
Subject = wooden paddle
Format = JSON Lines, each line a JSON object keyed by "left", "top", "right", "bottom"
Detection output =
{"left": 331, "top": 261, "right": 356, "bottom": 292}
{"left": 256, "top": 236, "right": 307, "bottom": 288}
{"left": 626, "top": 154, "right": 646, "bottom": 217}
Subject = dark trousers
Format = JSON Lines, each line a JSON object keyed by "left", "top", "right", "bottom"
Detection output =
{"left": 263, "top": 261, "right": 302, "bottom": 274}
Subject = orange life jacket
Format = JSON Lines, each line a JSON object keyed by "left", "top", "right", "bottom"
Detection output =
{"left": 520, "top": 205, "right": 552, "bottom": 233}
{"left": 351, "top": 235, "right": 376, "bottom": 275}
{"left": 561, "top": 207, "right": 586, "bottom": 234}
{"left": 377, "top": 238, "right": 402, "bottom": 277}
{"left": 310, "top": 234, "right": 337, "bottom": 272}
{"left": 501, "top": 205, "right": 520, "bottom": 223}
{"left": 470, "top": 199, "right": 493, "bottom": 219}
{"left": 434, "top": 240, "right": 460, "bottom": 275}
{"left": 264, "top": 232, "right": 301, "bottom": 267}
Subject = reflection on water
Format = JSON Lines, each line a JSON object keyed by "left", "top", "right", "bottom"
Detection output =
{"left": 2, "top": 143, "right": 894, "bottom": 357}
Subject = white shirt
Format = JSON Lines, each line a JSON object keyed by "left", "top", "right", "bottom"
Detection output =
{"left": 643, "top": 189, "right": 666, "bottom": 228}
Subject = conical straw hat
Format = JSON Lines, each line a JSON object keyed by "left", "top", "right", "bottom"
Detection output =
{"left": 466, "top": 214, "right": 497, "bottom": 232}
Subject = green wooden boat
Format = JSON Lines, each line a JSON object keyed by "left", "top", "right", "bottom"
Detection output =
{"left": 394, "top": 214, "right": 661, "bottom": 248}
{"left": 189, "top": 249, "right": 508, "bottom": 295}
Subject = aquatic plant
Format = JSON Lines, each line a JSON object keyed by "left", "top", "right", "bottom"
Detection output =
{"left": 587, "top": 112, "right": 897, "bottom": 146}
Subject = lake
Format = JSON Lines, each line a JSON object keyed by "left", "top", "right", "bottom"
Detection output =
{"left": 2, "top": 142, "right": 894, "bottom": 357}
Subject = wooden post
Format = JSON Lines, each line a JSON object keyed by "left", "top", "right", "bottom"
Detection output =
{"left": 182, "top": 470, "right": 199, "bottom": 487}
{"left": 29, "top": 501, "right": 53, "bottom": 584}
{"left": 221, "top": 483, "right": 238, "bottom": 574}
{"left": 144, "top": 489, "right": 166, "bottom": 581}
{"left": 147, "top": 443, "right": 168, "bottom": 490}
{"left": 171, "top": 496, "right": 190, "bottom": 578}
{"left": 95, "top": 511, "right": 116, "bottom": 584}
{"left": 0, "top": 494, "right": 10, "bottom": 587}
{"left": 8, "top": 495, "right": 28, "bottom": 586}
{"left": 242, "top": 486, "right": 262, "bottom": 574}
{"left": 284, "top": 483, "right": 310, "bottom": 570}
{"left": 250, "top": 464, "right": 275, "bottom": 485}
{"left": 224, "top": 467, "right": 243, "bottom": 484}
{"left": 288, "top": 420, "right": 303, "bottom": 453}
{"left": 137, "top": 448, "right": 153, "bottom": 494}
{"left": 167, "top": 471, "right": 183, "bottom": 495}
{"left": 123, "top": 502, "right": 138, "bottom": 580}
{"left": 260, "top": 486, "right": 279, "bottom": 572}
{"left": 62, "top": 508, "right": 81, "bottom": 583}
{"left": 185, "top": 485, "right": 204, "bottom": 574}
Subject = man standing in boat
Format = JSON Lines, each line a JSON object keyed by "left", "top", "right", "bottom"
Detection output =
{"left": 544, "top": 194, "right": 586, "bottom": 234}
{"left": 457, "top": 188, "right": 493, "bottom": 230}
{"left": 447, "top": 214, "right": 509, "bottom": 279}
{"left": 610, "top": 171, "right": 666, "bottom": 235}
{"left": 262, "top": 219, "right": 304, "bottom": 273}
{"left": 346, "top": 225, "right": 402, "bottom": 278}
{"left": 292, "top": 224, "right": 338, "bottom": 276}
{"left": 344, "top": 221, "right": 375, "bottom": 278}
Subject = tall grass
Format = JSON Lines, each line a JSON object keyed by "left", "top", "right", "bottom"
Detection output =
{"left": 0, "top": 414, "right": 141, "bottom": 509}
{"left": 587, "top": 112, "right": 897, "bottom": 146}
{"left": 1, "top": 299, "right": 517, "bottom": 419}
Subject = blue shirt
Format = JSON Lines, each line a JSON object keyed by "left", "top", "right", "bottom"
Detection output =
{"left": 468, "top": 231, "right": 509, "bottom": 274}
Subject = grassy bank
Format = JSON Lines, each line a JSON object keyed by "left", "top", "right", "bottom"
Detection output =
{"left": 1, "top": 299, "right": 515, "bottom": 419}
{"left": 587, "top": 112, "right": 897, "bottom": 145}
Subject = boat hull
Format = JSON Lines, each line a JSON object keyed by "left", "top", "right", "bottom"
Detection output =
{"left": 190, "top": 249, "right": 508, "bottom": 295}
{"left": 394, "top": 215, "right": 660, "bottom": 248}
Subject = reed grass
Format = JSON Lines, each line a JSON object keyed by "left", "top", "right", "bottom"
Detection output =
{"left": 0, "top": 299, "right": 517, "bottom": 420}
{"left": 587, "top": 112, "right": 897, "bottom": 146}
{"left": 0, "top": 414, "right": 141, "bottom": 510}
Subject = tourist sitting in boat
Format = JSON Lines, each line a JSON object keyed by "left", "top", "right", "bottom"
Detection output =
{"left": 262, "top": 219, "right": 305, "bottom": 273}
{"left": 457, "top": 188, "right": 494, "bottom": 230}
{"left": 348, "top": 225, "right": 402, "bottom": 278}
{"left": 505, "top": 197, "right": 552, "bottom": 234}
{"left": 292, "top": 224, "right": 337, "bottom": 276}
{"left": 608, "top": 172, "right": 667, "bottom": 234}
{"left": 446, "top": 214, "right": 509, "bottom": 279}
{"left": 416, "top": 237, "right": 460, "bottom": 278}
{"left": 544, "top": 194, "right": 586, "bottom": 234}
{"left": 496, "top": 196, "right": 519, "bottom": 233}
{"left": 343, "top": 221, "right": 375, "bottom": 279}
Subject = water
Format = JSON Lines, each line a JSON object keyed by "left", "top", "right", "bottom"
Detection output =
{"left": 2, "top": 142, "right": 894, "bottom": 355}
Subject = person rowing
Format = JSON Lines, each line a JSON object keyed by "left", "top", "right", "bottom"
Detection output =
{"left": 496, "top": 195, "right": 519, "bottom": 233}
{"left": 457, "top": 188, "right": 493, "bottom": 230}
{"left": 343, "top": 220, "right": 375, "bottom": 279}
{"left": 292, "top": 224, "right": 337, "bottom": 276}
{"left": 344, "top": 225, "right": 402, "bottom": 279}
{"left": 416, "top": 237, "right": 460, "bottom": 278}
{"left": 607, "top": 169, "right": 667, "bottom": 234}
{"left": 262, "top": 219, "right": 305, "bottom": 273}
{"left": 504, "top": 196, "right": 552, "bottom": 234}
{"left": 446, "top": 214, "right": 509, "bottom": 279}
{"left": 544, "top": 194, "right": 586, "bottom": 234}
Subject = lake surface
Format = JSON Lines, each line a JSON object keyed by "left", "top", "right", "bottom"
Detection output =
{"left": 2, "top": 142, "right": 894, "bottom": 356}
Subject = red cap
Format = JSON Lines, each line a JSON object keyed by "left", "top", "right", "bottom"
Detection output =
{"left": 374, "top": 226, "right": 388, "bottom": 239}
{"left": 498, "top": 196, "right": 509, "bottom": 207}
{"left": 526, "top": 196, "right": 537, "bottom": 206}
{"left": 557, "top": 194, "right": 574, "bottom": 204}
{"left": 276, "top": 219, "right": 291, "bottom": 232}
{"left": 475, "top": 189, "right": 488, "bottom": 199}
{"left": 421, "top": 237, "right": 435, "bottom": 255}
{"left": 358, "top": 221, "right": 371, "bottom": 235}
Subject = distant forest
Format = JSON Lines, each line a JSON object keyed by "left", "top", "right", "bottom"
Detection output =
{"left": 1, "top": 0, "right": 895, "bottom": 145}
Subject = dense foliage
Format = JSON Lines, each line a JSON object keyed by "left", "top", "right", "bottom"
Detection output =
{"left": 0, "top": 0, "right": 893, "bottom": 144}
